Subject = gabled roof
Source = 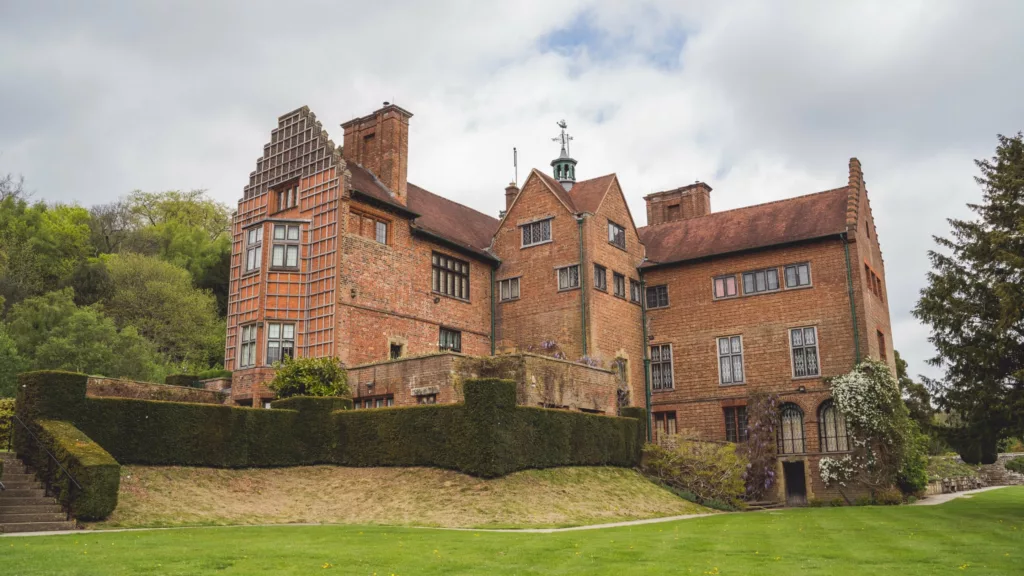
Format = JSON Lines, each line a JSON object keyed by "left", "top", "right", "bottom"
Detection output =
{"left": 638, "top": 186, "right": 851, "bottom": 266}
{"left": 566, "top": 173, "right": 616, "bottom": 214}
{"left": 535, "top": 171, "right": 579, "bottom": 212}
{"left": 407, "top": 183, "right": 500, "bottom": 260}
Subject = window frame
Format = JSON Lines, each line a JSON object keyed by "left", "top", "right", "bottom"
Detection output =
{"left": 778, "top": 403, "right": 806, "bottom": 455}
{"left": 274, "top": 182, "right": 299, "bottom": 212}
{"left": 784, "top": 262, "right": 812, "bottom": 289}
{"left": 652, "top": 411, "right": 677, "bottom": 442}
{"left": 520, "top": 217, "right": 553, "bottom": 248}
{"left": 593, "top": 264, "right": 608, "bottom": 292}
{"left": 432, "top": 252, "right": 471, "bottom": 302}
{"left": 607, "top": 220, "right": 626, "bottom": 250}
{"left": 713, "top": 274, "right": 738, "bottom": 300}
{"left": 649, "top": 343, "right": 674, "bottom": 391}
{"left": 244, "top": 226, "right": 263, "bottom": 274}
{"left": 349, "top": 209, "right": 391, "bottom": 246}
{"left": 498, "top": 276, "right": 520, "bottom": 302}
{"left": 556, "top": 264, "right": 581, "bottom": 291}
{"left": 416, "top": 393, "right": 438, "bottom": 405}
{"left": 265, "top": 321, "right": 296, "bottom": 365}
{"left": 818, "top": 400, "right": 850, "bottom": 453}
{"left": 629, "top": 279, "right": 642, "bottom": 304}
{"left": 741, "top": 267, "right": 781, "bottom": 296}
{"left": 645, "top": 285, "right": 669, "bottom": 309}
{"left": 724, "top": 406, "right": 749, "bottom": 443}
{"left": 789, "top": 326, "right": 821, "bottom": 379}
{"left": 238, "top": 323, "right": 257, "bottom": 368}
{"left": 613, "top": 272, "right": 626, "bottom": 299}
{"left": 270, "top": 223, "right": 301, "bottom": 270}
{"left": 716, "top": 335, "right": 745, "bottom": 386}
{"left": 877, "top": 330, "right": 887, "bottom": 363}
{"left": 439, "top": 327, "right": 462, "bottom": 353}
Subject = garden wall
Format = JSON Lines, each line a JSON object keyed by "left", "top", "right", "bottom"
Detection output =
{"left": 87, "top": 376, "right": 229, "bottom": 405}
{"left": 14, "top": 371, "right": 644, "bottom": 519}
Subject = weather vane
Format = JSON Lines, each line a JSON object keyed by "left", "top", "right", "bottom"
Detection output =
{"left": 552, "top": 120, "right": 573, "bottom": 157}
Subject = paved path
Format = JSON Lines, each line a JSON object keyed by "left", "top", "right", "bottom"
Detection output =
{"left": 912, "top": 485, "right": 1009, "bottom": 506}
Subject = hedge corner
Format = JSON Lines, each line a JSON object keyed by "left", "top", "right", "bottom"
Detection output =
{"left": 36, "top": 419, "right": 120, "bottom": 521}
{"left": 15, "top": 371, "right": 88, "bottom": 422}
{"left": 462, "top": 378, "right": 517, "bottom": 410}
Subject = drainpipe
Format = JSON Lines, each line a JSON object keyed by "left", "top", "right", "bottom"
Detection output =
{"left": 842, "top": 233, "right": 861, "bottom": 365}
{"left": 640, "top": 272, "right": 652, "bottom": 442}
{"left": 490, "top": 266, "right": 496, "bottom": 356}
{"left": 577, "top": 215, "right": 587, "bottom": 357}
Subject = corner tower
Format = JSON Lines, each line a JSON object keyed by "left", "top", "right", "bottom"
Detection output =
{"left": 550, "top": 120, "right": 577, "bottom": 191}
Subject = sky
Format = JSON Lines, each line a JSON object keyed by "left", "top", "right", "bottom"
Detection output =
{"left": 1, "top": 0, "right": 1023, "bottom": 381}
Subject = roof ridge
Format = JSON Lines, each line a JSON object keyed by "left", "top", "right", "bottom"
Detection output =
{"left": 408, "top": 182, "right": 499, "bottom": 224}
{"left": 639, "top": 185, "right": 850, "bottom": 230}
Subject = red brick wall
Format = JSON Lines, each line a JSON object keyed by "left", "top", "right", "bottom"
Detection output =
{"left": 852, "top": 183, "right": 895, "bottom": 372}
{"left": 584, "top": 178, "right": 646, "bottom": 406}
{"left": 341, "top": 104, "right": 411, "bottom": 204}
{"left": 335, "top": 197, "right": 492, "bottom": 365}
{"left": 492, "top": 172, "right": 585, "bottom": 358}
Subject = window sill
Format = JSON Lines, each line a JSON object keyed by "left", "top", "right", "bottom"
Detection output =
{"left": 651, "top": 388, "right": 674, "bottom": 394}
{"left": 557, "top": 286, "right": 581, "bottom": 293}
{"left": 521, "top": 239, "right": 553, "bottom": 249}
{"left": 792, "top": 374, "right": 822, "bottom": 381}
{"left": 608, "top": 242, "right": 627, "bottom": 252}
{"left": 783, "top": 283, "right": 813, "bottom": 292}
{"left": 595, "top": 287, "right": 608, "bottom": 293}
{"left": 719, "top": 382, "right": 746, "bottom": 387}
{"left": 613, "top": 294, "right": 627, "bottom": 300}
{"left": 241, "top": 269, "right": 261, "bottom": 278}
{"left": 498, "top": 297, "right": 520, "bottom": 304}
{"left": 269, "top": 267, "right": 300, "bottom": 272}
{"left": 646, "top": 305, "right": 669, "bottom": 310}
{"left": 432, "top": 291, "right": 471, "bottom": 304}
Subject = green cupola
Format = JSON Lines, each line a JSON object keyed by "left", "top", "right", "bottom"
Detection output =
{"left": 550, "top": 119, "right": 577, "bottom": 191}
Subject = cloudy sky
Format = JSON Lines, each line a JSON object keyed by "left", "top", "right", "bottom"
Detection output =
{"left": 2, "top": 0, "right": 1023, "bottom": 380}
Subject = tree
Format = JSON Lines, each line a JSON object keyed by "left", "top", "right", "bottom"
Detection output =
{"left": 913, "top": 133, "right": 1024, "bottom": 464}
{"left": 102, "top": 253, "right": 224, "bottom": 369}
{"left": 268, "top": 356, "right": 349, "bottom": 399}
{"left": 5, "top": 289, "right": 164, "bottom": 381}
{"left": 126, "top": 189, "right": 231, "bottom": 241}
{"left": 0, "top": 173, "right": 27, "bottom": 201}
{"left": 895, "top": 350, "right": 934, "bottom": 431}
{"left": 0, "top": 312, "right": 25, "bottom": 397}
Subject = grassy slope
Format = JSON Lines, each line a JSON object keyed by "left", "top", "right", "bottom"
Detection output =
{"left": 91, "top": 465, "right": 707, "bottom": 529}
{"left": 6, "top": 487, "right": 1023, "bottom": 575}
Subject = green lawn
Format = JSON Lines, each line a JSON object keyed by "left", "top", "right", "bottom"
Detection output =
{"left": 5, "top": 487, "right": 1024, "bottom": 575}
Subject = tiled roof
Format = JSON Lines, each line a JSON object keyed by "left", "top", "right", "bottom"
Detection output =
{"left": 407, "top": 183, "right": 499, "bottom": 258}
{"left": 348, "top": 163, "right": 405, "bottom": 209}
{"left": 638, "top": 187, "right": 851, "bottom": 266}
{"left": 535, "top": 171, "right": 578, "bottom": 212}
{"left": 567, "top": 173, "right": 616, "bottom": 214}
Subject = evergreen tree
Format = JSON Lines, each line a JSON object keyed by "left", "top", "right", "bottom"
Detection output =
{"left": 914, "top": 133, "right": 1024, "bottom": 463}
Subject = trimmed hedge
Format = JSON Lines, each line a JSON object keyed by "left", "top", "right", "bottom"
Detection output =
{"left": 0, "top": 397, "right": 13, "bottom": 448}
{"left": 165, "top": 374, "right": 202, "bottom": 389}
{"left": 18, "top": 419, "right": 119, "bottom": 520}
{"left": 14, "top": 371, "right": 644, "bottom": 515}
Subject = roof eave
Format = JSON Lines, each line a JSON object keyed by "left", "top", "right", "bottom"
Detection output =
{"left": 640, "top": 232, "right": 846, "bottom": 270}
{"left": 350, "top": 189, "right": 420, "bottom": 219}
{"left": 411, "top": 224, "right": 501, "bottom": 265}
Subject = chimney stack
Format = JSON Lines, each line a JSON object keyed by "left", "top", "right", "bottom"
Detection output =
{"left": 504, "top": 182, "right": 519, "bottom": 212}
{"left": 644, "top": 182, "right": 713, "bottom": 226}
{"left": 341, "top": 102, "right": 413, "bottom": 205}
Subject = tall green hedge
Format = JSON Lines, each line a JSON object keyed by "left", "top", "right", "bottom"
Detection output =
{"left": 14, "top": 372, "right": 644, "bottom": 519}
{"left": 18, "top": 419, "right": 119, "bottom": 520}
{"left": 0, "top": 397, "right": 13, "bottom": 448}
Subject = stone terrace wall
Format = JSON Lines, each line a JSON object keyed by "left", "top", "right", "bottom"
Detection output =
{"left": 87, "top": 377, "right": 229, "bottom": 405}
{"left": 346, "top": 352, "right": 620, "bottom": 414}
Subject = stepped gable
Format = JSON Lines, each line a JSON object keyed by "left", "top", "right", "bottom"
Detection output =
{"left": 242, "top": 106, "right": 343, "bottom": 201}
{"left": 407, "top": 183, "right": 500, "bottom": 257}
{"left": 638, "top": 186, "right": 851, "bottom": 266}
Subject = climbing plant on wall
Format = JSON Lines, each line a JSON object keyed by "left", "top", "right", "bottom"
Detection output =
{"left": 740, "top": 392, "right": 780, "bottom": 501}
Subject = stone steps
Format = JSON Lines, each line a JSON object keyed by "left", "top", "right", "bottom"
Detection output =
{"left": 0, "top": 452, "right": 77, "bottom": 534}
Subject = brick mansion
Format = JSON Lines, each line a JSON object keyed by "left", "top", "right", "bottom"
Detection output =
{"left": 225, "top": 102, "right": 895, "bottom": 504}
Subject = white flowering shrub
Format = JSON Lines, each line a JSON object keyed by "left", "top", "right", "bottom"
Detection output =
{"left": 821, "top": 359, "right": 921, "bottom": 499}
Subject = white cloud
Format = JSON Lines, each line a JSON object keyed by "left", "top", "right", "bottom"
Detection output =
{"left": 1, "top": 0, "right": 1022, "bottom": 381}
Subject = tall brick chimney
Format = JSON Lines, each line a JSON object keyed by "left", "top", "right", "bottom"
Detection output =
{"left": 504, "top": 182, "right": 519, "bottom": 211}
{"left": 644, "top": 182, "right": 712, "bottom": 226}
{"left": 341, "top": 102, "right": 413, "bottom": 204}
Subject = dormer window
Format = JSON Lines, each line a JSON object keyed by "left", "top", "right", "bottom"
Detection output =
{"left": 608, "top": 220, "right": 625, "bottom": 249}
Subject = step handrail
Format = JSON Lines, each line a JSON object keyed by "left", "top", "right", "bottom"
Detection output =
{"left": 10, "top": 414, "right": 83, "bottom": 491}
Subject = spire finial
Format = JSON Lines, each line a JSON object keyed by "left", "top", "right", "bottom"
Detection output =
{"left": 550, "top": 119, "right": 578, "bottom": 191}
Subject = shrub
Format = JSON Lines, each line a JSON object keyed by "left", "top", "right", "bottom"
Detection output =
{"left": 1006, "top": 456, "right": 1024, "bottom": 474}
{"left": 807, "top": 499, "right": 825, "bottom": 507}
{"left": 874, "top": 487, "right": 904, "bottom": 506}
{"left": 641, "top": 438, "right": 747, "bottom": 507}
{"left": 829, "top": 498, "right": 846, "bottom": 507}
{"left": 197, "top": 368, "right": 232, "bottom": 380}
{"left": 269, "top": 356, "right": 349, "bottom": 399}
{"left": 0, "top": 397, "right": 13, "bottom": 448}
{"left": 898, "top": 425, "right": 930, "bottom": 495}
{"left": 854, "top": 496, "right": 874, "bottom": 506}
{"left": 19, "top": 419, "right": 119, "bottom": 520}
{"left": 927, "top": 456, "right": 980, "bottom": 482}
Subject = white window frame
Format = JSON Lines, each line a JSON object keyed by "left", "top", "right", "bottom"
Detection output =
{"left": 717, "top": 335, "right": 745, "bottom": 385}
{"left": 520, "top": 218, "right": 552, "bottom": 248}
{"left": 789, "top": 326, "right": 821, "bottom": 379}
{"left": 244, "top": 227, "right": 262, "bottom": 273}
{"left": 271, "top": 224, "right": 300, "bottom": 269}
{"left": 649, "top": 343, "right": 674, "bottom": 391}
{"left": 266, "top": 322, "right": 296, "bottom": 365}
{"left": 238, "top": 324, "right": 257, "bottom": 368}
{"left": 784, "top": 262, "right": 813, "bottom": 289}
{"left": 498, "top": 277, "right": 520, "bottom": 302}
{"left": 556, "top": 264, "right": 580, "bottom": 291}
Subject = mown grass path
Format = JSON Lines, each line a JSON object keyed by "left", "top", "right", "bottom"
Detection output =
{"left": 4, "top": 487, "right": 1023, "bottom": 575}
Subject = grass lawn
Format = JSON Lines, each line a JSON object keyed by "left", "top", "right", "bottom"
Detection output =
{"left": 5, "top": 487, "right": 1023, "bottom": 576}
{"left": 91, "top": 465, "right": 707, "bottom": 529}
